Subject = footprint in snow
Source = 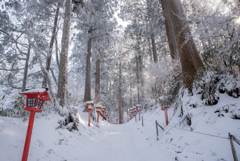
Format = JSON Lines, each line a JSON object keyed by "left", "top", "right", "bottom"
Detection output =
{"left": 36, "top": 139, "right": 44, "bottom": 148}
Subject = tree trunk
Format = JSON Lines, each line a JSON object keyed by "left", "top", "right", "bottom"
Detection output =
{"left": 22, "top": 45, "right": 31, "bottom": 91}
{"left": 119, "top": 61, "right": 123, "bottom": 124}
{"left": 57, "top": 0, "right": 72, "bottom": 106}
{"left": 42, "top": 4, "right": 60, "bottom": 88}
{"left": 95, "top": 58, "right": 100, "bottom": 103}
{"left": 151, "top": 35, "right": 158, "bottom": 63}
{"left": 159, "top": 0, "right": 179, "bottom": 59}
{"left": 84, "top": 35, "right": 92, "bottom": 102}
{"left": 136, "top": 56, "right": 140, "bottom": 104}
{"left": 139, "top": 55, "right": 144, "bottom": 102}
{"left": 147, "top": 38, "right": 153, "bottom": 61}
{"left": 165, "top": 0, "right": 205, "bottom": 89}
{"left": 147, "top": 0, "right": 158, "bottom": 63}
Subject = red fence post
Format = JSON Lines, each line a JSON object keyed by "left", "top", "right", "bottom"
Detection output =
{"left": 161, "top": 107, "right": 169, "bottom": 126}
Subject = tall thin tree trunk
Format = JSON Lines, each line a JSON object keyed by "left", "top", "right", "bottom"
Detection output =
{"left": 130, "top": 83, "right": 132, "bottom": 107}
{"left": 147, "top": 38, "right": 153, "bottom": 61}
{"left": 151, "top": 35, "right": 158, "bottom": 63}
{"left": 137, "top": 36, "right": 144, "bottom": 102}
{"left": 55, "top": 37, "right": 60, "bottom": 69}
{"left": 57, "top": 0, "right": 72, "bottom": 106}
{"left": 159, "top": 0, "right": 179, "bottom": 59}
{"left": 95, "top": 58, "right": 100, "bottom": 103}
{"left": 147, "top": 0, "right": 158, "bottom": 63}
{"left": 119, "top": 61, "right": 123, "bottom": 124}
{"left": 136, "top": 56, "right": 140, "bottom": 104}
{"left": 22, "top": 45, "right": 31, "bottom": 91}
{"left": 139, "top": 55, "right": 144, "bottom": 102}
{"left": 84, "top": 35, "right": 92, "bottom": 102}
{"left": 42, "top": 4, "right": 60, "bottom": 88}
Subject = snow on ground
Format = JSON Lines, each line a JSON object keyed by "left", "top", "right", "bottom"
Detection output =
{"left": 0, "top": 93, "right": 240, "bottom": 161}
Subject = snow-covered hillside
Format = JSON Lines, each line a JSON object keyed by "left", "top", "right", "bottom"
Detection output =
{"left": 0, "top": 93, "right": 240, "bottom": 161}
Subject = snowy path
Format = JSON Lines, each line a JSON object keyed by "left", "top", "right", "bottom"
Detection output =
{"left": 79, "top": 122, "right": 172, "bottom": 161}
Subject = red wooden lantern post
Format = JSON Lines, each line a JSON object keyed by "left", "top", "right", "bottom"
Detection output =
{"left": 161, "top": 107, "right": 169, "bottom": 125}
{"left": 20, "top": 89, "right": 50, "bottom": 161}
{"left": 106, "top": 113, "right": 110, "bottom": 122}
{"left": 133, "top": 107, "right": 137, "bottom": 121}
{"left": 159, "top": 98, "right": 169, "bottom": 126}
{"left": 86, "top": 101, "right": 94, "bottom": 127}
{"left": 116, "top": 118, "right": 118, "bottom": 124}
{"left": 102, "top": 107, "right": 106, "bottom": 121}
{"left": 95, "top": 105, "right": 102, "bottom": 124}
{"left": 136, "top": 104, "right": 141, "bottom": 121}
{"left": 129, "top": 108, "right": 133, "bottom": 120}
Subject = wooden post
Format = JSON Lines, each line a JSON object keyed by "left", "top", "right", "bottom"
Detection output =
{"left": 22, "top": 112, "right": 36, "bottom": 161}
{"left": 156, "top": 120, "right": 159, "bottom": 140}
{"left": 229, "top": 133, "right": 238, "bottom": 161}
{"left": 142, "top": 116, "right": 144, "bottom": 126}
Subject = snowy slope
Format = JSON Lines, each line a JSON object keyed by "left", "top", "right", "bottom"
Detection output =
{"left": 0, "top": 93, "right": 240, "bottom": 161}
{"left": 138, "top": 93, "right": 240, "bottom": 161}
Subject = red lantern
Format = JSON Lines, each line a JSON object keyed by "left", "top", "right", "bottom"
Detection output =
{"left": 133, "top": 107, "right": 137, "bottom": 120}
{"left": 161, "top": 106, "right": 170, "bottom": 125}
{"left": 95, "top": 105, "right": 102, "bottom": 124}
{"left": 129, "top": 113, "right": 133, "bottom": 120}
{"left": 136, "top": 104, "right": 141, "bottom": 121}
{"left": 116, "top": 118, "right": 118, "bottom": 124}
{"left": 86, "top": 101, "right": 94, "bottom": 127}
{"left": 101, "top": 107, "right": 106, "bottom": 121}
{"left": 20, "top": 89, "right": 50, "bottom": 161}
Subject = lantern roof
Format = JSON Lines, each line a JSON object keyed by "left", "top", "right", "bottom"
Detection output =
{"left": 95, "top": 105, "right": 101, "bottom": 108}
{"left": 20, "top": 88, "right": 50, "bottom": 101}
{"left": 86, "top": 101, "right": 94, "bottom": 104}
{"left": 136, "top": 104, "right": 141, "bottom": 106}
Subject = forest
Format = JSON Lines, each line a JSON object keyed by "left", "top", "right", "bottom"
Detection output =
{"left": 0, "top": 0, "right": 240, "bottom": 132}
{"left": 0, "top": 0, "right": 240, "bottom": 161}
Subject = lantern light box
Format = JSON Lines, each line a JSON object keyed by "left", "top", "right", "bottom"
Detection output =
{"left": 20, "top": 88, "right": 50, "bottom": 113}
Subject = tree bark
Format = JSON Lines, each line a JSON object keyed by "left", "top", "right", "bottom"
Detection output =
{"left": 95, "top": 58, "right": 100, "bottom": 103}
{"left": 22, "top": 45, "right": 31, "bottom": 91}
{"left": 84, "top": 33, "right": 92, "bottom": 102}
{"left": 139, "top": 55, "right": 144, "bottom": 102}
{"left": 159, "top": 0, "right": 179, "bottom": 59}
{"left": 119, "top": 60, "right": 123, "bottom": 124}
{"left": 165, "top": 0, "right": 205, "bottom": 89}
{"left": 42, "top": 4, "right": 60, "bottom": 88}
{"left": 147, "top": 0, "right": 158, "bottom": 63}
{"left": 151, "top": 35, "right": 158, "bottom": 63}
{"left": 57, "top": 0, "right": 72, "bottom": 106}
